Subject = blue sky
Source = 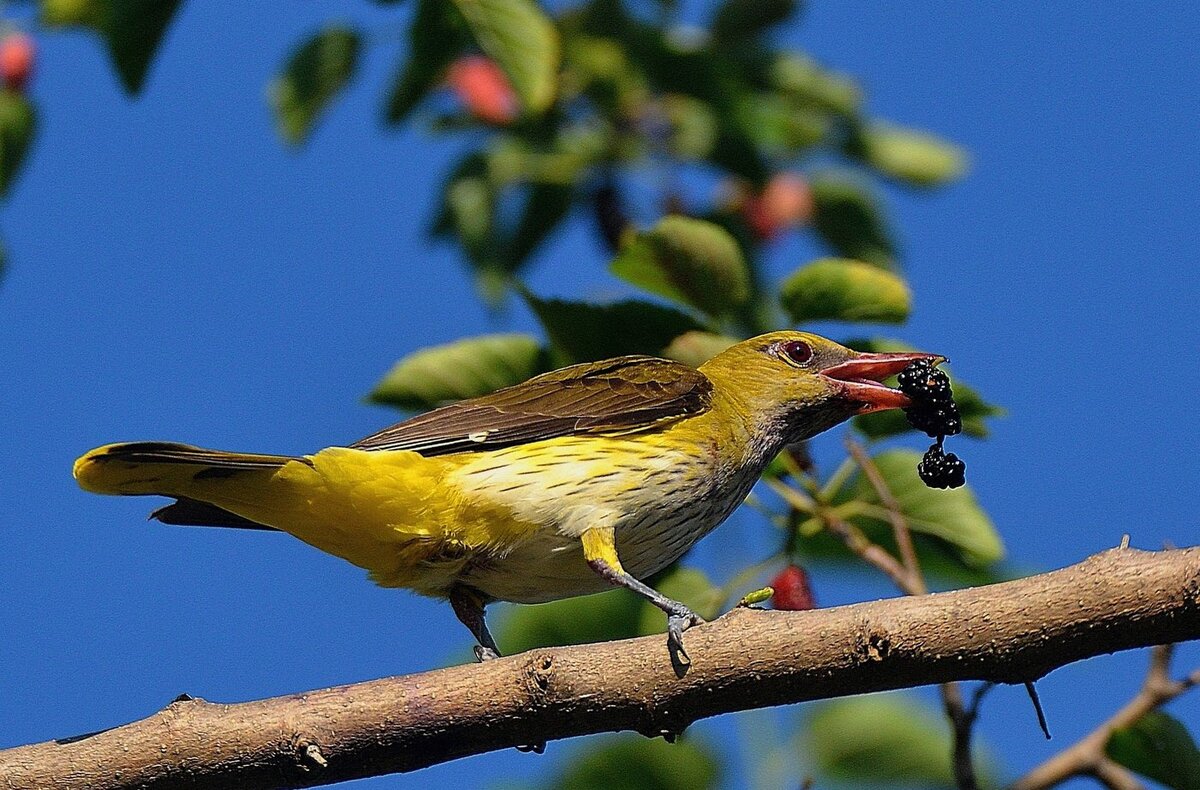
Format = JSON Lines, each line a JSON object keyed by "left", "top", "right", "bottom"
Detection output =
{"left": 1, "top": 2, "right": 1197, "bottom": 788}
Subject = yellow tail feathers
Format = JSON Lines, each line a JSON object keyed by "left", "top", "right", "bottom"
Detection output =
{"left": 73, "top": 442, "right": 301, "bottom": 496}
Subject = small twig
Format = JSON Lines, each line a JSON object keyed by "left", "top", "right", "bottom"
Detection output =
{"left": 764, "top": 476, "right": 817, "bottom": 516}
{"left": 819, "top": 510, "right": 913, "bottom": 593}
{"left": 941, "top": 682, "right": 981, "bottom": 790}
{"left": 969, "top": 682, "right": 997, "bottom": 718}
{"left": 1024, "top": 682, "right": 1051, "bottom": 739}
{"left": 846, "top": 438, "right": 925, "bottom": 594}
{"left": 1088, "top": 758, "right": 1143, "bottom": 790}
{"left": 1011, "top": 644, "right": 1200, "bottom": 790}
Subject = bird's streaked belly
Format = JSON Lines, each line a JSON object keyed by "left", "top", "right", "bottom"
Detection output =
{"left": 455, "top": 438, "right": 762, "bottom": 603}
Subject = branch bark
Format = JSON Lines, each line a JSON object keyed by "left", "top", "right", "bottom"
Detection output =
{"left": 1, "top": 546, "right": 1198, "bottom": 790}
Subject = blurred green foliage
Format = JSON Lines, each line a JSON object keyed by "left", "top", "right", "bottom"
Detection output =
{"left": 805, "top": 694, "right": 995, "bottom": 788}
{"left": 1106, "top": 711, "right": 1200, "bottom": 790}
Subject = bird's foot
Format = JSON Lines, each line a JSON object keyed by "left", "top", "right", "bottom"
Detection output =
{"left": 666, "top": 606, "right": 704, "bottom": 661}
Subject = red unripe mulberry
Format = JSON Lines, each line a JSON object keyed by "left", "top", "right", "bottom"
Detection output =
{"left": 771, "top": 564, "right": 817, "bottom": 611}
{"left": 447, "top": 56, "right": 517, "bottom": 125}
{"left": 0, "top": 32, "right": 35, "bottom": 92}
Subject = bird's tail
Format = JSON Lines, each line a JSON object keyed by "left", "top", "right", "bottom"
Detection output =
{"left": 73, "top": 441, "right": 304, "bottom": 497}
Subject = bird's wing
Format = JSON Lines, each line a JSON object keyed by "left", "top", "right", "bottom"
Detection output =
{"left": 350, "top": 355, "right": 714, "bottom": 456}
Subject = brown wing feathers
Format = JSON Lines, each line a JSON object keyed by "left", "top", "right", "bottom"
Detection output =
{"left": 350, "top": 356, "right": 713, "bottom": 456}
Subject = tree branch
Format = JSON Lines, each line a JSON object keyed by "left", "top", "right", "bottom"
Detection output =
{"left": 1, "top": 546, "right": 1197, "bottom": 790}
{"left": 1011, "top": 643, "right": 1200, "bottom": 790}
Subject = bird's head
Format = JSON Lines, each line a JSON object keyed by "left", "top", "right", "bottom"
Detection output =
{"left": 699, "top": 331, "right": 944, "bottom": 446}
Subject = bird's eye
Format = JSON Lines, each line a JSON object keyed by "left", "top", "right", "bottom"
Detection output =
{"left": 779, "top": 339, "right": 813, "bottom": 366}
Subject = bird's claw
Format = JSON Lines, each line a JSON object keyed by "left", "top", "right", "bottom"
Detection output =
{"left": 474, "top": 645, "right": 501, "bottom": 662}
{"left": 666, "top": 607, "right": 704, "bottom": 660}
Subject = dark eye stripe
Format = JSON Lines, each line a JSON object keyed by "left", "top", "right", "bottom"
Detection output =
{"left": 781, "top": 340, "right": 813, "bottom": 365}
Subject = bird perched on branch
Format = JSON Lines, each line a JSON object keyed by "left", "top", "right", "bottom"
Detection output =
{"left": 75, "top": 331, "right": 938, "bottom": 659}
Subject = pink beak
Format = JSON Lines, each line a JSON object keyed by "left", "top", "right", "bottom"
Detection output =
{"left": 820, "top": 351, "right": 946, "bottom": 413}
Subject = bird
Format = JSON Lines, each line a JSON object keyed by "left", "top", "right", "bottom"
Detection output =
{"left": 74, "top": 331, "right": 939, "bottom": 660}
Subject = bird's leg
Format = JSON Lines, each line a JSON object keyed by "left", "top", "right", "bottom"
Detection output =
{"left": 449, "top": 585, "right": 502, "bottom": 662}
{"left": 449, "top": 585, "right": 547, "bottom": 755}
{"left": 581, "top": 526, "right": 704, "bottom": 660}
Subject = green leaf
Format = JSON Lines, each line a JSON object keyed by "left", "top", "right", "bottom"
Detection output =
{"left": 810, "top": 175, "right": 896, "bottom": 269}
{"left": 780, "top": 258, "right": 910, "bottom": 324}
{"left": 610, "top": 216, "right": 751, "bottom": 318}
{"left": 954, "top": 384, "right": 1005, "bottom": 438}
{"left": 1106, "top": 711, "right": 1200, "bottom": 790}
{"left": 736, "top": 93, "right": 829, "bottom": 155}
{"left": 661, "top": 94, "right": 718, "bottom": 160}
{"left": 368, "top": 333, "right": 547, "bottom": 409}
{"left": 661, "top": 331, "right": 738, "bottom": 368}
{"left": 0, "top": 91, "right": 36, "bottom": 197}
{"left": 40, "top": 0, "right": 103, "bottom": 27}
{"left": 711, "top": 0, "right": 800, "bottom": 43}
{"left": 807, "top": 692, "right": 991, "bottom": 786}
{"left": 430, "top": 152, "right": 515, "bottom": 295}
{"left": 99, "top": 0, "right": 183, "bottom": 94}
{"left": 504, "top": 182, "right": 574, "bottom": 272}
{"left": 485, "top": 127, "right": 605, "bottom": 186}
{"left": 42, "top": 0, "right": 185, "bottom": 94}
{"left": 636, "top": 567, "right": 721, "bottom": 635}
{"left": 525, "top": 293, "right": 704, "bottom": 364}
{"left": 269, "top": 27, "right": 361, "bottom": 146}
{"left": 451, "top": 0, "right": 560, "bottom": 115}
{"left": 431, "top": 152, "right": 490, "bottom": 238}
{"left": 856, "top": 123, "right": 968, "bottom": 188}
{"left": 563, "top": 34, "right": 646, "bottom": 117}
{"left": 497, "top": 589, "right": 642, "bottom": 654}
{"left": 839, "top": 449, "right": 1004, "bottom": 567}
{"left": 708, "top": 125, "right": 770, "bottom": 185}
{"left": 544, "top": 735, "right": 721, "bottom": 790}
{"left": 770, "top": 52, "right": 860, "bottom": 117}
{"left": 384, "top": 0, "right": 469, "bottom": 124}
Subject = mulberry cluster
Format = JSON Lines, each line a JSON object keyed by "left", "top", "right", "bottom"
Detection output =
{"left": 898, "top": 359, "right": 962, "bottom": 438}
{"left": 917, "top": 441, "right": 966, "bottom": 489}
{"left": 898, "top": 359, "right": 967, "bottom": 489}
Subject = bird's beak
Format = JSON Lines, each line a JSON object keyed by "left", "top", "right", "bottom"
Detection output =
{"left": 820, "top": 351, "right": 946, "bottom": 413}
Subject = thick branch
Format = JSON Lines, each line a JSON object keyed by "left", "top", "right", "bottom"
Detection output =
{"left": 1, "top": 546, "right": 1197, "bottom": 790}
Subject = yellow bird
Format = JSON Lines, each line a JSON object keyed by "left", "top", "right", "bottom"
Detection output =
{"left": 75, "top": 331, "right": 937, "bottom": 658}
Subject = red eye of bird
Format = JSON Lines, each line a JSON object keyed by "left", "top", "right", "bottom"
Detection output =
{"left": 780, "top": 339, "right": 813, "bottom": 365}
